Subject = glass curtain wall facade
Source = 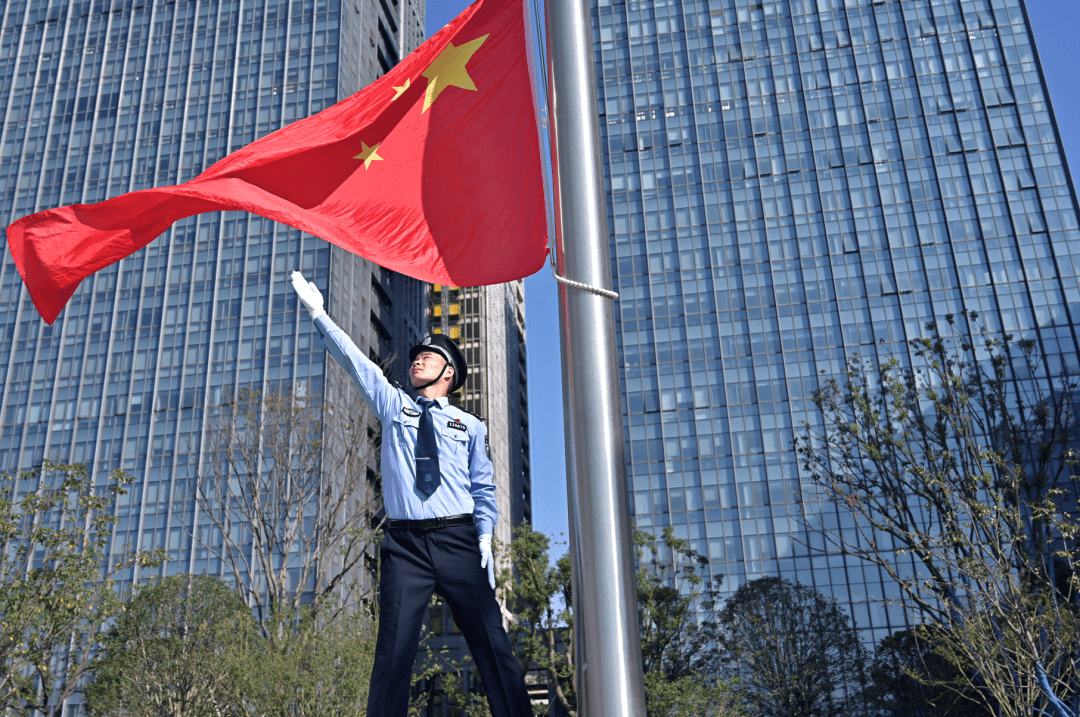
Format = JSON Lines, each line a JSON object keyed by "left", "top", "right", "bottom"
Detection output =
{"left": 0, "top": 0, "right": 423, "bottom": 652}
{"left": 596, "top": 0, "right": 1080, "bottom": 641}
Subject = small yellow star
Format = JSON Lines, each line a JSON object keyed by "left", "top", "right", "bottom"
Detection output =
{"left": 392, "top": 78, "right": 411, "bottom": 101}
{"left": 421, "top": 34, "right": 489, "bottom": 113}
{"left": 354, "top": 141, "right": 383, "bottom": 170}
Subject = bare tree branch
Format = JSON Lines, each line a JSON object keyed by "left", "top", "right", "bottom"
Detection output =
{"left": 186, "top": 386, "right": 382, "bottom": 631}
{"left": 797, "top": 312, "right": 1080, "bottom": 717}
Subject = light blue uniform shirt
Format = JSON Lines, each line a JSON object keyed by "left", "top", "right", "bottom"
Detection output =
{"left": 314, "top": 314, "right": 498, "bottom": 536}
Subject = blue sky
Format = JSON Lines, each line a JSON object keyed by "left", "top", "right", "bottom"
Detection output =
{"left": 425, "top": 0, "right": 1080, "bottom": 545}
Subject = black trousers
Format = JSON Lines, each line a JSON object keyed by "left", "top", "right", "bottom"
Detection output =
{"left": 366, "top": 523, "right": 533, "bottom": 717}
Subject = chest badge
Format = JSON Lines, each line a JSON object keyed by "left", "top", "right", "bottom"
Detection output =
{"left": 402, "top": 407, "right": 421, "bottom": 417}
{"left": 447, "top": 420, "right": 467, "bottom": 432}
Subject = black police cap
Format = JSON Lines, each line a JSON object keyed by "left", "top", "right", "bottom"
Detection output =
{"left": 409, "top": 334, "right": 467, "bottom": 392}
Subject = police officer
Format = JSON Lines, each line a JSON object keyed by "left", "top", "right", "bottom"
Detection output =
{"left": 290, "top": 272, "right": 532, "bottom": 717}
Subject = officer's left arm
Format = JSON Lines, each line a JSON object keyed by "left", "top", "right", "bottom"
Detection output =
{"left": 468, "top": 419, "right": 498, "bottom": 537}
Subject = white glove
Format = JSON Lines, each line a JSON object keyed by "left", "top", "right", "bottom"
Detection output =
{"left": 479, "top": 534, "right": 495, "bottom": 590}
{"left": 290, "top": 271, "right": 325, "bottom": 320}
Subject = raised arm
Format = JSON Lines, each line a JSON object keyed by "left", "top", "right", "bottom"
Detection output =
{"left": 290, "top": 271, "right": 401, "bottom": 421}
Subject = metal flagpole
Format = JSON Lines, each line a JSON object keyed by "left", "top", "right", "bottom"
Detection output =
{"left": 544, "top": 0, "right": 648, "bottom": 711}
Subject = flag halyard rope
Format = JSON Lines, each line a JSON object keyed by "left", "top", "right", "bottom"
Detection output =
{"left": 550, "top": 258, "right": 619, "bottom": 299}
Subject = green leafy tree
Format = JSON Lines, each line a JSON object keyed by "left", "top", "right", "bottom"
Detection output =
{"left": 230, "top": 605, "right": 377, "bottom": 717}
{"left": 635, "top": 527, "right": 742, "bottom": 717}
{"left": 498, "top": 525, "right": 575, "bottom": 716}
{"left": 864, "top": 628, "right": 991, "bottom": 717}
{"left": 0, "top": 461, "right": 165, "bottom": 716}
{"left": 88, "top": 571, "right": 380, "bottom": 717}
{"left": 478, "top": 524, "right": 743, "bottom": 717}
{"left": 85, "top": 574, "right": 254, "bottom": 717}
{"left": 419, "top": 658, "right": 493, "bottom": 717}
{"left": 642, "top": 670, "right": 745, "bottom": 717}
{"left": 719, "top": 576, "right": 868, "bottom": 717}
{"left": 635, "top": 526, "right": 720, "bottom": 676}
{"left": 797, "top": 313, "right": 1080, "bottom": 717}
{"left": 407, "top": 620, "right": 458, "bottom": 717}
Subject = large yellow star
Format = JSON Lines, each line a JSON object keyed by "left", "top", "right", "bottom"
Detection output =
{"left": 354, "top": 141, "right": 383, "bottom": 169}
{"left": 421, "top": 34, "right": 489, "bottom": 113}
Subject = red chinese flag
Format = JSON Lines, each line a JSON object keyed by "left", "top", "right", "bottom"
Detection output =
{"left": 6, "top": 0, "right": 548, "bottom": 324}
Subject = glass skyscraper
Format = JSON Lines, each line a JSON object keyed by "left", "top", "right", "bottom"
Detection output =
{"left": 596, "top": 0, "right": 1080, "bottom": 641}
{"left": 0, "top": 0, "right": 423, "bottom": 674}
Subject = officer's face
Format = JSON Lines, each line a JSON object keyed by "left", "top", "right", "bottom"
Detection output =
{"left": 410, "top": 351, "right": 453, "bottom": 387}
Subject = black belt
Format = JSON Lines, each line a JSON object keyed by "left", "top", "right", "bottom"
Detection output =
{"left": 386, "top": 514, "right": 474, "bottom": 531}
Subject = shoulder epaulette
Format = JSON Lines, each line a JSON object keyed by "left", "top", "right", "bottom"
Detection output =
{"left": 455, "top": 406, "right": 486, "bottom": 422}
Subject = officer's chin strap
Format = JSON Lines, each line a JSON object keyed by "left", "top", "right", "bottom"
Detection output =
{"left": 412, "top": 357, "right": 450, "bottom": 392}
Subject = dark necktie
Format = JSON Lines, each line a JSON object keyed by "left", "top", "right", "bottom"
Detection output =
{"left": 415, "top": 398, "right": 441, "bottom": 498}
